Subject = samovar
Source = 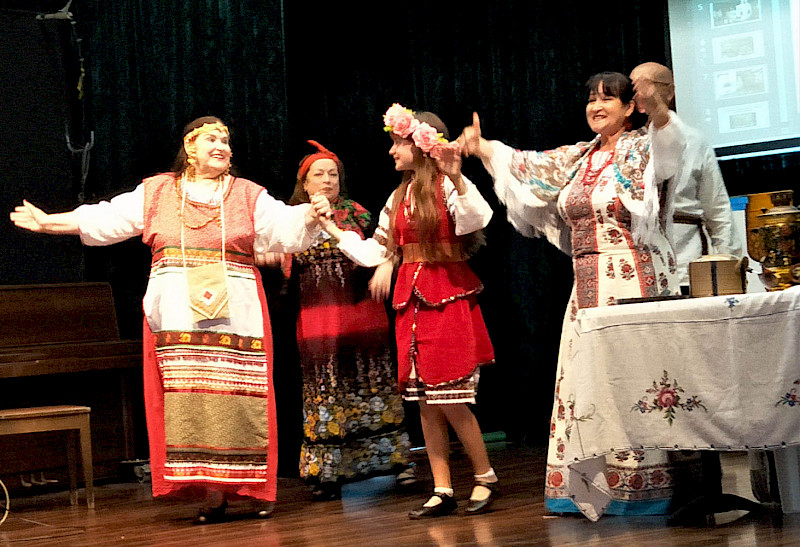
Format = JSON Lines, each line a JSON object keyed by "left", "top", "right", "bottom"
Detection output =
{"left": 746, "top": 190, "right": 800, "bottom": 290}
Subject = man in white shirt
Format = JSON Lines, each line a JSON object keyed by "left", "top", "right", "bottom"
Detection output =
{"left": 631, "top": 62, "right": 741, "bottom": 291}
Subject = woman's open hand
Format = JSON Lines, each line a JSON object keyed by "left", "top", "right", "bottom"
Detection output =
{"left": 433, "top": 142, "right": 464, "bottom": 188}
{"left": 10, "top": 200, "right": 51, "bottom": 233}
{"left": 368, "top": 258, "right": 394, "bottom": 301}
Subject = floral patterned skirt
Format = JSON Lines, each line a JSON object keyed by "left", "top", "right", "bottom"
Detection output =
{"left": 298, "top": 342, "right": 411, "bottom": 485}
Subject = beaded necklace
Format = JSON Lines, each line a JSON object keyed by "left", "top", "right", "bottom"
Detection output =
{"left": 581, "top": 149, "right": 614, "bottom": 190}
{"left": 176, "top": 175, "right": 225, "bottom": 229}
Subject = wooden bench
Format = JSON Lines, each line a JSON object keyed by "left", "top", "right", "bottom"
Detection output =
{"left": 0, "top": 406, "right": 94, "bottom": 508}
{"left": 0, "top": 282, "right": 143, "bottom": 498}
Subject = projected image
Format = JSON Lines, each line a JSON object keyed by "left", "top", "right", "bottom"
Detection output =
{"left": 712, "top": 31, "right": 764, "bottom": 63}
{"left": 718, "top": 101, "right": 770, "bottom": 133}
{"left": 669, "top": 0, "right": 800, "bottom": 156}
{"left": 711, "top": 0, "right": 762, "bottom": 28}
{"left": 714, "top": 65, "right": 767, "bottom": 99}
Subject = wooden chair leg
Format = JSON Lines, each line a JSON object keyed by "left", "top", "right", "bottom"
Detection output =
{"left": 78, "top": 415, "right": 95, "bottom": 509}
{"left": 66, "top": 430, "right": 79, "bottom": 506}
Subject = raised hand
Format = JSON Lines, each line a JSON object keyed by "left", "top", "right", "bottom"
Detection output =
{"left": 457, "top": 112, "right": 492, "bottom": 160}
{"left": 432, "top": 141, "right": 463, "bottom": 183}
{"left": 632, "top": 76, "right": 670, "bottom": 128}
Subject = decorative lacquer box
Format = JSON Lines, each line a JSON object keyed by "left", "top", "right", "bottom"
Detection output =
{"left": 689, "top": 254, "right": 748, "bottom": 297}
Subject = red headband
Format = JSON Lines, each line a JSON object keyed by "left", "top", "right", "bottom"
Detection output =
{"left": 298, "top": 140, "right": 340, "bottom": 180}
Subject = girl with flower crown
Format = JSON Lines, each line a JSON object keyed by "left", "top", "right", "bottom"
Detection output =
{"left": 318, "top": 105, "right": 499, "bottom": 519}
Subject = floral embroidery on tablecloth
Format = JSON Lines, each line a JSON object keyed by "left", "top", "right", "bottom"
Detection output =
{"left": 658, "top": 272, "right": 669, "bottom": 291}
{"left": 631, "top": 370, "right": 707, "bottom": 425}
{"left": 613, "top": 449, "right": 645, "bottom": 463}
{"left": 605, "top": 228, "right": 623, "bottom": 245}
{"left": 776, "top": 380, "right": 800, "bottom": 407}
{"left": 605, "top": 464, "right": 674, "bottom": 498}
{"left": 605, "top": 256, "right": 616, "bottom": 279}
{"left": 564, "top": 394, "right": 595, "bottom": 441}
{"left": 667, "top": 251, "right": 677, "bottom": 274}
{"left": 725, "top": 296, "right": 740, "bottom": 309}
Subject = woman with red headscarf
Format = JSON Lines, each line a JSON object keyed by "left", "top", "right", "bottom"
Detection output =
{"left": 259, "top": 141, "right": 414, "bottom": 501}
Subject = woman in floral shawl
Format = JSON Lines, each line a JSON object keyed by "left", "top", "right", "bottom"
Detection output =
{"left": 459, "top": 72, "right": 698, "bottom": 520}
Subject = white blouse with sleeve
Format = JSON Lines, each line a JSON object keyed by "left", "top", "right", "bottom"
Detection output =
{"left": 76, "top": 178, "right": 317, "bottom": 253}
{"left": 337, "top": 174, "right": 493, "bottom": 268}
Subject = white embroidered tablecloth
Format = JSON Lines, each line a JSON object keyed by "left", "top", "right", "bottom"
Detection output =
{"left": 565, "top": 286, "right": 800, "bottom": 463}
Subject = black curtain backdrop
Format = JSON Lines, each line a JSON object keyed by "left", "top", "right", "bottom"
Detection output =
{"left": 0, "top": 3, "right": 85, "bottom": 285}
{"left": 3, "top": 0, "right": 799, "bottom": 474}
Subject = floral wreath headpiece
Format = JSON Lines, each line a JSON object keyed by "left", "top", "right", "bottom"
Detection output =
{"left": 383, "top": 103, "right": 459, "bottom": 159}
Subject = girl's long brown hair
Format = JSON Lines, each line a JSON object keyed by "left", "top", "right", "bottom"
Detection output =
{"left": 386, "top": 112, "right": 485, "bottom": 262}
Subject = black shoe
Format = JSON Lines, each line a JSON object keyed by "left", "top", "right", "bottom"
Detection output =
{"left": 311, "top": 482, "right": 342, "bottom": 501}
{"left": 465, "top": 482, "right": 498, "bottom": 515}
{"left": 396, "top": 464, "right": 418, "bottom": 488}
{"left": 194, "top": 500, "right": 227, "bottom": 524}
{"left": 408, "top": 493, "right": 457, "bottom": 519}
{"left": 256, "top": 501, "right": 275, "bottom": 519}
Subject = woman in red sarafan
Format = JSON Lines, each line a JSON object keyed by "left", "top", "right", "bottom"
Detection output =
{"left": 10, "top": 117, "right": 331, "bottom": 524}
{"left": 320, "top": 105, "right": 499, "bottom": 519}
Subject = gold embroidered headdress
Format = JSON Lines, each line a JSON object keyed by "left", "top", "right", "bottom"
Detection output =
{"left": 183, "top": 122, "right": 231, "bottom": 179}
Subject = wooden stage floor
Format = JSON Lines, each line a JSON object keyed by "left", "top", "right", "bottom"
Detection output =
{"left": 1, "top": 443, "right": 799, "bottom": 546}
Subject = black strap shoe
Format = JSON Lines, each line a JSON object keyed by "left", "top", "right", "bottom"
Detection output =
{"left": 194, "top": 500, "right": 227, "bottom": 524}
{"left": 256, "top": 501, "right": 275, "bottom": 518}
{"left": 466, "top": 482, "right": 499, "bottom": 515}
{"left": 311, "top": 482, "right": 342, "bottom": 501}
{"left": 408, "top": 493, "right": 457, "bottom": 519}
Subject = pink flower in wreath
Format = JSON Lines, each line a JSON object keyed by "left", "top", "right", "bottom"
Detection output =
{"left": 657, "top": 387, "right": 677, "bottom": 408}
{"left": 411, "top": 122, "right": 441, "bottom": 153}
{"left": 383, "top": 104, "right": 418, "bottom": 138}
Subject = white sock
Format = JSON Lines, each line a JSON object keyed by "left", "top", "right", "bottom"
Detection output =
{"left": 474, "top": 468, "right": 498, "bottom": 484}
{"left": 471, "top": 468, "right": 497, "bottom": 502}
{"left": 424, "top": 487, "right": 454, "bottom": 507}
